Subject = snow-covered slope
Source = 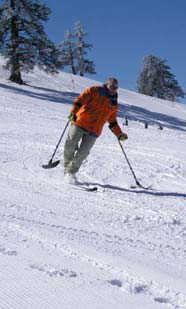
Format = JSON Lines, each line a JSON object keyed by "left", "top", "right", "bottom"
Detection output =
{"left": 1, "top": 56, "right": 186, "bottom": 309}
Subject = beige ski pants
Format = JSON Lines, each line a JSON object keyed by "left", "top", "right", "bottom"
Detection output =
{"left": 64, "top": 124, "right": 97, "bottom": 174}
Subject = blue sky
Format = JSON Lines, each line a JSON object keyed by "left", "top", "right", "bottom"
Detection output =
{"left": 44, "top": 0, "right": 186, "bottom": 103}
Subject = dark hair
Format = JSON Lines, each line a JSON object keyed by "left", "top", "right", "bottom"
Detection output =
{"left": 106, "top": 77, "right": 118, "bottom": 84}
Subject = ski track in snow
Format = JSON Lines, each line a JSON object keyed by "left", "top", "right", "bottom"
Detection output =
{"left": 1, "top": 61, "right": 186, "bottom": 308}
{"left": 1, "top": 198, "right": 186, "bottom": 308}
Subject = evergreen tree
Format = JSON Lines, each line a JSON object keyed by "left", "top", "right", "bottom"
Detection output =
{"left": 137, "top": 55, "right": 185, "bottom": 101}
{"left": 0, "top": 0, "right": 59, "bottom": 84}
{"left": 58, "top": 30, "right": 77, "bottom": 75}
{"left": 58, "top": 21, "right": 96, "bottom": 76}
{"left": 74, "top": 21, "right": 96, "bottom": 76}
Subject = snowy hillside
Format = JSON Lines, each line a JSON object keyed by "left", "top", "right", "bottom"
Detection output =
{"left": 1, "top": 56, "right": 186, "bottom": 309}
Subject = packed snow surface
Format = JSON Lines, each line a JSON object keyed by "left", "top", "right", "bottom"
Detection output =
{"left": 1, "top": 58, "right": 186, "bottom": 308}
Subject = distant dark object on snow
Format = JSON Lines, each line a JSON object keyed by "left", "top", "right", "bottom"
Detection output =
{"left": 123, "top": 117, "right": 128, "bottom": 126}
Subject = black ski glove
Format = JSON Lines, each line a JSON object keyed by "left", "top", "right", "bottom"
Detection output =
{"left": 118, "top": 133, "right": 128, "bottom": 141}
{"left": 68, "top": 113, "right": 77, "bottom": 122}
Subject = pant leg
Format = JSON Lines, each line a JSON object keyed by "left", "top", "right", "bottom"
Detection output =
{"left": 63, "top": 124, "right": 84, "bottom": 170}
{"left": 68, "top": 133, "right": 97, "bottom": 174}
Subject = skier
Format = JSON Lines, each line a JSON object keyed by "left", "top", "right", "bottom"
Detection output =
{"left": 64, "top": 77, "right": 128, "bottom": 183}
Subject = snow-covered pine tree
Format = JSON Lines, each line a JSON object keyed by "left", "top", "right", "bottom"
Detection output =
{"left": 58, "top": 21, "right": 96, "bottom": 77}
{"left": 74, "top": 21, "right": 96, "bottom": 76}
{"left": 137, "top": 55, "right": 185, "bottom": 101}
{"left": 0, "top": 0, "right": 59, "bottom": 84}
{"left": 58, "top": 30, "right": 77, "bottom": 75}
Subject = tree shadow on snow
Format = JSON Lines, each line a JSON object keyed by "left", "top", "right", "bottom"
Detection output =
{"left": 0, "top": 82, "right": 79, "bottom": 105}
{"left": 118, "top": 103, "right": 186, "bottom": 132}
{"left": 1, "top": 82, "right": 186, "bottom": 131}
{"left": 87, "top": 182, "right": 186, "bottom": 198}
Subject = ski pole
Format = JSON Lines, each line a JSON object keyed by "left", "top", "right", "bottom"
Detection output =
{"left": 42, "top": 120, "right": 70, "bottom": 169}
{"left": 118, "top": 140, "right": 145, "bottom": 188}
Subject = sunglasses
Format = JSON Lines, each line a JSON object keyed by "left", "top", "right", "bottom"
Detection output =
{"left": 108, "top": 85, "right": 118, "bottom": 90}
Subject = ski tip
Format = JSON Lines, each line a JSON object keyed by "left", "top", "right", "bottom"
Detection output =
{"left": 87, "top": 186, "right": 98, "bottom": 192}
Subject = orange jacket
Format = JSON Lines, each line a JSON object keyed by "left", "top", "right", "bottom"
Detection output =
{"left": 70, "top": 85, "right": 123, "bottom": 137}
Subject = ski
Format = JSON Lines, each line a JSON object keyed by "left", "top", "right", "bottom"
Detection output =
{"left": 63, "top": 179, "right": 98, "bottom": 192}
{"left": 82, "top": 186, "right": 98, "bottom": 192}
{"left": 76, "top": 182, "right": 98, "bottom": 192}
{"left": 64, "top": 174, "right": 152, "bottom": 193}
{"left": 72, "top": 184, "right": 98, "bottom": 192}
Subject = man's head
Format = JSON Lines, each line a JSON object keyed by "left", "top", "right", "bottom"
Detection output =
{"left": 106, "top": 77, "right": 118, "bottom": 95}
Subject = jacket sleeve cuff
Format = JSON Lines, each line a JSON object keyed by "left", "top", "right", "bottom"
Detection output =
{"left": 109, "top": 121, "right": 123, "bottom": 136}
{"left": 70, "top": 102, "right": 82, "bottom": 114}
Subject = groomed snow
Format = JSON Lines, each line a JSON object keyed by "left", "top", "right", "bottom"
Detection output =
{"left": 0, "top": 56, "right": 186, "bottom": 308}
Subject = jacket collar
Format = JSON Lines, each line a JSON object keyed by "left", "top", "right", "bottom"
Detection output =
{"left": 102, "top": 84, "right": 118, "bottom": 99}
